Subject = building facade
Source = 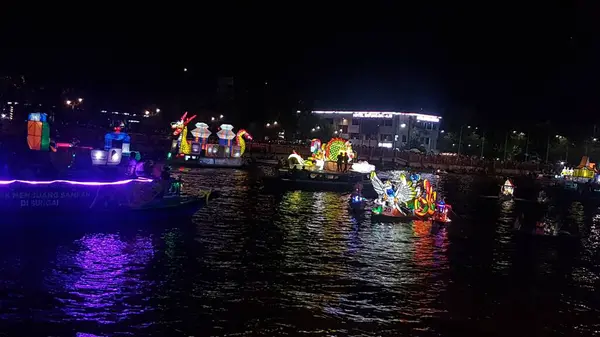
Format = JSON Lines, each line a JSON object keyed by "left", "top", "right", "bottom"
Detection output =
{"left": 312, "top": 110, "right": 442, "bottom": 152}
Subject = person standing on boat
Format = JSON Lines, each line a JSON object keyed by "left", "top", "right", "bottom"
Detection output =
{"left": 337, "top": 152, "right": 343, "bottom": 172}
{"left": 343, "top": 152, "right": 349, "bottom": 172}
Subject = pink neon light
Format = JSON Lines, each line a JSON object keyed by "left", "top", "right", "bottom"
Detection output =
{"left": 0, "top": 177, "right": 153, "bottom": 186}
{"left": 56, "top": 143, "right": 94, "bottom": 150}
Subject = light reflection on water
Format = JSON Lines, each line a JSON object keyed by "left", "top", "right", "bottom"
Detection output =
{"left": 0, "top": 169, "right": 599, "bottom": 336}
{"left": 45, "top": 233, "right": 155, "bottom": 324}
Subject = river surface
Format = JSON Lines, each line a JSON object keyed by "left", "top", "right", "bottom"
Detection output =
{"left": 1, "top": 169, "right": 600, "bottom": 336}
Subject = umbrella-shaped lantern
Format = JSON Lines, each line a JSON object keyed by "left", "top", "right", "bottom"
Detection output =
{"left": 217, "top": 124, "right": 235, "bottom": 147}
{"left": 191, "top": 122, "right": 212, "bottom": 149}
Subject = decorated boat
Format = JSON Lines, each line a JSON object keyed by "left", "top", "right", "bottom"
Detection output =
{"left": 499, "top": 178, "right": 515, "bottom": 201}
{"left": 0, "top": 113, "right": 218, "bottom": 220}
{"left": 369, "top": 171, "right": 451, "bottom": 224}
{"left": 0, "top": 177, "right": 216, "bottom": 217}
{"left": 264, "top": 138, "right": 376, "bottom": 194}
{"left": 167, "top": 113, "right": 253, "bottom": 168}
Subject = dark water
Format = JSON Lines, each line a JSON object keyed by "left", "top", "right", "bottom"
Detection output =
{"left": 1, "top": 169, "right": 600, "bottom": 336}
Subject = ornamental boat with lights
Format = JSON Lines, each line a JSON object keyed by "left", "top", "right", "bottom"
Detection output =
{"left": 0, "top": 113, "right": 216, "bottom": 217}
{"left": 167, "top": 113, "right": 253, "bottom": 168}
{"left": 369, "top": 171, "right": 451, "bottom": 224}
{"left": 265, "top": 138, "right": 376, "bottom": 193}
{"left": 499, "top": 178, "right": 515, "bottom": 201}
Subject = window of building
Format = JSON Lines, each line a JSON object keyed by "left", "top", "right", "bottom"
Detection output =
{"left": 352, "top": 119, "right": 360, "bottom": 125}
{"left": 425, "top": 138, "right": 430, "bottom": 145}
{"left": 341, "top": 125, "right": 348, "bottom": 133}
{"left": 380, "top": 134, "right": 392, "bottom": 141}
{"left": 383, "top": 119, "right": 392, "bottom": 126}
{"left": 401, "top": 135, "right": 407, "bottom": 142}
{"left": 350, "top": 133, "right": 360, "bottom": 139}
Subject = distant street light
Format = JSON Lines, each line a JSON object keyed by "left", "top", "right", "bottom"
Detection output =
{"left": 273, "top": 121, "right": 278, "bottom": 125}
{"left": 211, "top": 117, "right": 215, "bottom": 121}
{"left": 65, "top": 98, "right": 83, "bottom": 110}
{"left": 311, "top": 128, "right": 316, "bottom": 132}
{"left": 184, "top": 68, "right": 188, "bottom": 72}
{"left": 266, "top": 123, "right": 271, "bottom": 127}
{"left": 219, "top": 114, "right": 224, "bottom": 119}
{"left": 156, "top": 108, "right": 160, "bottom": 113}
{"left": 144, "top": 110, "right": 150, "bottom": 115}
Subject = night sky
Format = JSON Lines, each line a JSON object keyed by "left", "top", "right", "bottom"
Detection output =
{"left": 1, "top": 3, "right": 595, "bottom": 137}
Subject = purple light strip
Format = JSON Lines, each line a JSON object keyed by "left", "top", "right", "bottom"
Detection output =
{"left": 0, "top": 177, "right": 154, "bottom": 186}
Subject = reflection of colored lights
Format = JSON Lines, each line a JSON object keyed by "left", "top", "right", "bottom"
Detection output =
{"left": 48, "top": 233, "right": 154, "bottom": 323}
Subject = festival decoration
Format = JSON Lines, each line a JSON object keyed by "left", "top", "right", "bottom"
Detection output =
{"left": 370, "top": 171, "right": 444, "bottom": 221}
{"left": 171, "top": 112, "right": 197, "bottom": 155}
{"left": 414, "top": 179, "right": 436, "bottom": 217}
{"left": 104, "top": 126, "right": 131, "bottom": 154}
{"left": 235, "top": 129, "right": 253, "bottom": 156}
{"left": 190, "top": 122, "right": 211, "bottom": 149}
{"left": 500, "top": 179, "right": 514, "bottom": 197}
{"left": 217, "top": 124, "right": 235, "bottom": 147}
{"left": 288, "top": 153, "right": 305, "bottom": 169}
{"left": 560, "top": 167, "right": 574, "bottom": 177}
{"left": 395, "top": 174, "right": 417, "bottom": 205}
{"left": 325, "top": 138, "right": 353, "bottom": 162}
{"left": 351, "top": 161, "right": 376, "bottom": 174}
{"left": 573, "top": 156, "right": 596, "bottom": 179}
{"left": 27, "top": 113, "right": 50, "bottom": 151}
{"left": 310, "top": 139, "right": 322, "bottom": 154}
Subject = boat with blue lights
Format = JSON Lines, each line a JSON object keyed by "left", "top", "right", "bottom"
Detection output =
{"left": 0, "top": 113, "right": 217, "bottom": 219}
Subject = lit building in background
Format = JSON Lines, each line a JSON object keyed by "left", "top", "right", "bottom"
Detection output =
{"left": 312, "top": 110, "right": 442, "bottom": 152}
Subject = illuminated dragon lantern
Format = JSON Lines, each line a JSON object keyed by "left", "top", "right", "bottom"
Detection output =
{"left": 171, "top": 112, "right": 197, "bottom": 155}
{"left": 235, "top": 129, "right": 253, "bottom": 156}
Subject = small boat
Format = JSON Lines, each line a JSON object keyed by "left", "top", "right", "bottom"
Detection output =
{"left": 348, "top": 183, "right": 367, "bottom": 211}
{"left": 349, "top": 196, "right": 366, "bottom": 211}
{"left": 498, "top": 178, "right": 515, "bottom": 201}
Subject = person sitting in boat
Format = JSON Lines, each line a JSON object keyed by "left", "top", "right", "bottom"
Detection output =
{"left": 349, "top": 183, "right": 366, "bottom": 210}
{"left": 433, "top": 198, "right": 452, "bottom": 223}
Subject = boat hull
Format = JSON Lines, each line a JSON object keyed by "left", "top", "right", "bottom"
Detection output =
{"left": 0, "top": 180, "right": 217, "bottom": 223}
{"left": 263, "top": 169, "right": 375, "bottom": 196}
{"left": 170, "top": 157, "right": 245, "bottom": 168}
{"left": 371, "top": 213, "right": 421, "bottom": 223}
